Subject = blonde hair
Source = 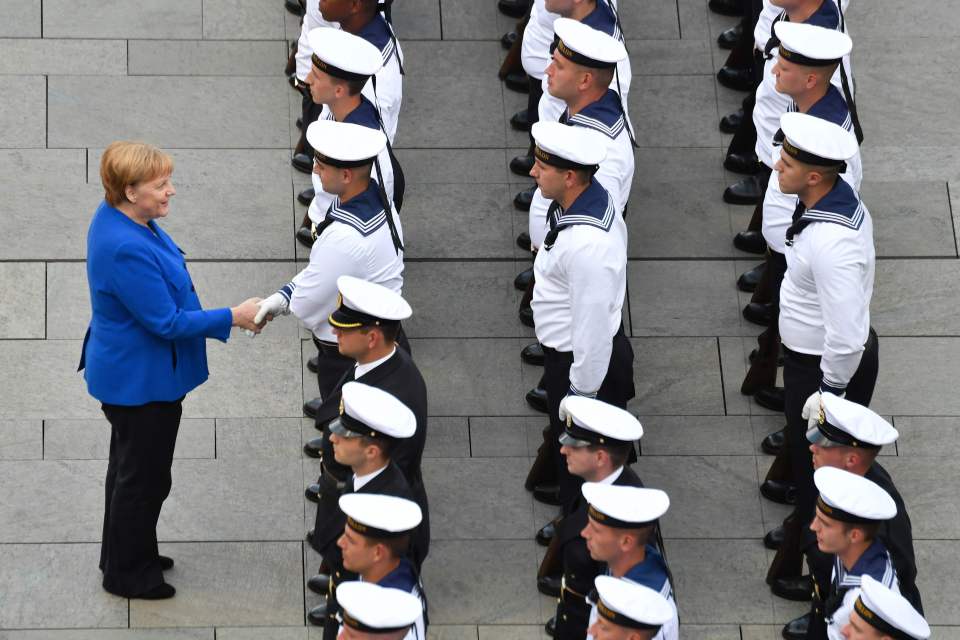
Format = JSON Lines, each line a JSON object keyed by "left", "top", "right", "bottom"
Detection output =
{"left": 100, "top": 141, "right": 174, "bottom": 206}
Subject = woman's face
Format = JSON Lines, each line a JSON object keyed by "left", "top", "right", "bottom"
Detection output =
{"left": 128, "top": 174, "right": 176, "bottom": 220}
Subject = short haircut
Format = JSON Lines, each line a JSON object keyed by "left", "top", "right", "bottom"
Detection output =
{"left": 360, "top": 323, "right": 400, "bottom": 344}
{"left": 590, "top": 66, "right": 616, "bottom": 90}
{"left": 842, "top": 521, "right": 881, "bottom": 541}
{"left": 100, "top": 141, "right": 174, "bottom": 207}
{"left": 367, "top": 532, "right": 411, "bottom": 559}
{"left": 587, "top": 441, "right": 632, "bottom": 468}
{"left": 360, "top": 434, "right": 395, "bottom": 458}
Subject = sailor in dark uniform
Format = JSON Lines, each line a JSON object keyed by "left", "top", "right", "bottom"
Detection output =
{"left": 843, "top": 575, "right": 930, "bottom": 640}
{"left": 522, "top": 121, "right": 634, "bottom": 509}
{"left": 302, "top": 382, "right": 426, "bottom": 631}
{"left": 580, "top": 483, "right": 677, "bottom": 640}
{"left": 537, "top": 396, "right": 644, "bottom": 640}
{"left": 588, "top": 576, "right": 675, "bottom": 640}
{"left": 336, "top": 581, "right": 423, "bottom": 640}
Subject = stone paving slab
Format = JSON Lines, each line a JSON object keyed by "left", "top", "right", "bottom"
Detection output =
{"left": 873, "top": 260, "right": 960, "bottom": 335}
{"left": 629, "top": 75, "right": 723, "bottom": 148}
{"left": 629, "top": 39, "right": 714, "bottom": 76}
{"left": 0, "top": 76, "right": 45, "bottom": 148}
{"left": 0, "top": 419, "right": 42, "bottom": 460}
{"left": 634, "top": 147, "right": 727, "bottom": 182}
{"left": 894, "top": 417, "right": 960, "bottom": 457}
{"left": 43, "top": 0, "right": 203, "bottom": 39}
{"left": 391, "top": 0, "right": 441, "bottom": 40}
{"left": 639, "top": 415, "right": 756, "bottom": 456}
{"left": 915, "top": 540, "right": 960, "bottom": 625}
{"left": 128, "top": 40, "right": 285, "bottom": 76}
{"left": 0, "top": 262, "right": 45, "bottom": 339}
{"left": 628, "top": 337, "right": 726, "bottom": 415}
{"left": 399, "top": 75, "right": 507, "bottom": 149}
{"left": 395, "top": 149, "right": 509, "bottom": 184}
{"left": 214, "top": 417, "right": 303, "bottom": 460}
{"left": 865, "top": 181, "right": 955, "bottom": 257}
{"left": 43, "top": 418, "right": 215, "bottom": 460}
{"left": 201, "top": 0, "right": 286, "bottom": 40}
{"left": 0, "top": 1, "right": 40, "bottom": 37}
{"left": 468, "top": 416, "right": 542, "bottom": 458}
{"left": 423, "top": 416, "right": 471, "bottom": 457}
{"left": 0, "top": 631, "right": 213, "bottom": 640}
{"left": 0, "top": 39, "right": 126, "bottom": 75}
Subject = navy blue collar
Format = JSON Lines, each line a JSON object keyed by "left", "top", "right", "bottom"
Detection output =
{"left": 582, "top": 0, "right": 621, "bottom": 40}
{"left": 552, "top": 179, "right": 615, "bottom": 232}
{"left": 567, "top": 89, "right": 625, "bottom": 140}
{"left": 326, "top": 180, "right": 388, "bottom": 236}
{"left": 377, "top": 558, "right": 418, "bottom": 592}
{"left": 618, "top": 545, "right": 671, "bottom": 593}
{"left": 806, "top": 0, "right": 840, "bottom": 28}
{"left": 343, "top": 95, "right": 383, "bottom": 131}
{"left": 836, "top": 540, "right": 894, "bottom": 588}
{"left": 801, "top": 178, "right": 865, "bottom": 231}
{"left": 799, "top": 85, "right": 852, "bottom": 131}
{"left": 356, "top": 14, "right": 397, "bottom": 65}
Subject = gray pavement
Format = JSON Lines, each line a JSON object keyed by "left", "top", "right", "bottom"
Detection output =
{"left": 0, "top": 0, "right": 958, "bottom": 637}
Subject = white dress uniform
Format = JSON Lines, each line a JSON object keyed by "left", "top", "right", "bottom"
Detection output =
{"left": 589, "top": 576, "right": 675, "bottom": 640}
{"left": 852, "top": 575, "right": 931, "bottom": 640}
{"left": 522, "top": 0, "right": 561, "bottom": 81}
{"left": 335, "top": 581, "right": 423, "bottom": 640}
{"left": 295, "top": 6, "right": 338, "bottom": 83}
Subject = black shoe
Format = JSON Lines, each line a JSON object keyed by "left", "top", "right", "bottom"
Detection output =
{"left": 504, "top": 71, "right": 529, "bottom": 93}
{"left": 536, "top": 520, "right": 556, "bottom": 546}
{"left": 501, "top": 31, "right": 518, "bottom": 50}
{"left": 723, "top": 176, "right": 763, "bottom": 205}
{"left": 519, "top": 306, "right": 534, "bottom": 328}
{"left": 724, "top": 151, "right": 760, "bottom": 175}
{"left": 763, "top": 525, "right": 784, "bottom": 550}
{"left": 719, "top": 109, "right": 743, "bottom": 134}
{"left": 733, "top": 230, "right": 767, "bottom": 254}
{"left": 159, "top": 555, "right": 174, "bottom": 571}
{"left": 284, "top": 0, "right": 305, "bottom": 16}
{"left": 771, "top": 576, "right": 813, "bottom": 602}
{"left": 525, "top": 387, "right": 548, "bottom": 413}
{"left": 122, "top": 582, "right": 175, "bottom": 600}
{"left": 296, "top": 225, "right": 315, "bottom": 248}
{"left": 737, "top": 262, "right": 765, "bottom": 293}
{"left": 514, "top": 186, "right": 535, "bottom": 211}
{"left": 307, "top": 356, "right": 318, "bottom": 373}
{"left": 743, "top": 302, "right": 773, "bottom": 326}
{"left": 717, "top": 22, "right": 743, "bottom": 50}
{"left": 754, "top": 386, "right": 785, "bottom": 412}
{"left": 498, "top": 0, "right": 530, "bottom": 18}
{"left": 307, "top": 573, "right": 331, "bottom": 595}
{"left": 292, "top": 152, "right": 313, "bottom": 174}
{"left": 708, "top": 0, "right": 743, "bottom": 16}
{"left": 538, "top": 575, "right": 561, "bottom": 597}
{"left": 510, "top": 154, "right": 535, "bottom": 176}
{"left": 532, "top": 483, "right": 561, "bottom": 506}
{"left": 545, "top": 617, "right": 556, "bottom": 637}
{"left": 305, "top": 482, "right": 320, "bottom": 502}
{"left": 304, "top": 439, "right": 323, "bottom": 459}
{"left": 761, "top": 429, "right": 785, "bottom": 455}
{"left": 298, "top": 187, "right": 315, "bottom": 206}
{"left": 516, "top": 231, "right": 532, "bottom": 251}
{"left": 510, "top": 109, "right": 533, "bottom": 132}
{"left": 296, "top": 117, "right": 303, "bottom": 130}
{"left": 717, "top": 66, "right": 753, "bottom": 91}
{"left": 307, "top": 600, "right": 329, "bottom": 626}
{"left": 514, "top": 267, "right": 533, "bottom": 291}
{"left": 521, "top": 342, "right": 544, "bottom": 366}
{"left": 303, "top": 397, "right": 322, "bottom": 419}
{"left": 305, "top": 529, "right": 315, "bottom": 546}
{"left": 760, "top": 479, "right": 796, "bottom": 505}
{"left": 782, "top": 613, "right": 811, "bottom": 639}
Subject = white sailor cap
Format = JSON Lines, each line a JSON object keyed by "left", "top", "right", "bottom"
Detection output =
{"left": 340, "top": 493, "right": 422, "bottom": 538}
{"left": 806, "top": 393, "right": 899, "bottom": 450}
{"left": 308, "top": 27, "right": 383, "bottom": 80}
{"left": 306, "top": 119, "right": 387, "bottom": 168}
{"left": 582, "top": 483, "right": 670, "bottom": 529}
{"left": 330, "top": 382, "right": 416, "bottom": 440}
{"left": 552, "top": 17, "right": 628, "bottom": 69}
{"left": 337, "top": 581, "right": 422, "bottom": 634}
{"left": 854, "top": 575, "right": 930, "bottom": 640}
{"left": 594, "top": 575, "right": 674, "bottom": 632}
{"left": 329, "top": 276, "right": 412, "bottom": 330}
{"left": 814, "top": 467, "right": 897, "bottom": 524}
{"left": 779, "top": 111, "right": 858, "bottom": 168}
{"left": 532, "top": 121, "right": 607, "bottom": 171}
{"left": 558, "top": 396, "right": 643, "bottom": 448}
{"left": 774, "top": 22, "right": 852, "bottom": 67}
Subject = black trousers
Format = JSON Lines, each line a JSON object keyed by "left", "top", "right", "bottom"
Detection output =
{"left": 300, "top": 88, "right": 325, "bottom": 157}
{"left": 726, "top": 50, "right": 765, "bottom": 157}
{"left": 99, "top": 398, "right": 183, "bottom": 596}
{"left": 312, "top": 336, "right": 355, "bottom": 400}
{"left": 554, "top": 592, "right": 592, "bottom": 640}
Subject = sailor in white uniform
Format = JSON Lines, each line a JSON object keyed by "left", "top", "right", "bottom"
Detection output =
{"left": 336, "top": 581, "right": 423, "bottom": 640}
{"left": 587, "top": 576, "right": 676, "bottom": 640}
{"left": 842, "top": 575, "right": 930, "bottom": 640}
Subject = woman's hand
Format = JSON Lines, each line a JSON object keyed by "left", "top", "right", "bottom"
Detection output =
{"left": 231, "top": 297, "right": 267, "bottom": 334}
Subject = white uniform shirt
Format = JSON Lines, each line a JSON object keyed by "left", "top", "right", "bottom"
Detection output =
{"left": 762, "top": 87, "right": 862, "bottom": 253}
{"left": 290, "top": 183, "right": 404, "bottom": 342}
{"left": 522, "top": 0, "right": 561, "bottom": 80}
{"left": 825, "top": 544, "right": 899, "bottom": 640}
{"left": 531, "top": 180, "right": 627, "bottom": 396}
{"left": 778, "top": 179, "right": 874, "bottom": 392}
{"left": 295, "top": 9, "right": 338, "bottom": 82}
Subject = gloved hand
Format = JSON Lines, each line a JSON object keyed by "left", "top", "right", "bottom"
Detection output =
{"left": 254, "top": 291, "right": 290, "bottom": 325}
{"left": 801, "top": 391, "right": 822, "bottom": 430}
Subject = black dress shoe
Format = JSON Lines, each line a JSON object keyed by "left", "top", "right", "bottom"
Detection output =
{"left": 717, "top": 22, "right": 743, "bottom": 50}
{"left": 723, "top": 175, "right": 763, "bottom": 205}
{"left": 516, "top": 231, "right": 532, "bottom": 251}
{"left": 724, "top": 151, "right": 760, "bottom": 175}
{"left": 510, "top": 154, "right": 535, "bottom": 176}
{"left": 521, "top": 342, "right": 545, "bottom": 366}
{"left": 292, "top": 152, "right": 313, "bottom": 174}
{"left": 504, "top": 71, "right": 530, "bottom": 93}
{"left": 717, "top": 66, "right": 753, "bottom": 91}
{"left": 124, "top": 582, "right": 175, "bottom": 600}
{"left": 733, "top": 230, "right": 767, "bottom": 254}
{"left": 501, "top": 31, "right": 518, "bottom": 50}
{"left": 514, "top": 185, "right": 535, "bottom": 211}
{"left": 545, "top": 617, "right": 556, "bottom": 637}
{"left": 743, "top": 302, "right": 773, "bottom": 326}
{"left": 760, "top": 479, "right": 796, "bottom": 505}
{"left": 307, "top": 600, "right": 329, "bottom": 626}
{"left": 514, "top": 267, "right": 533, "bottom": 291}
{"left": 533, "top": 484, "right": 561, "bottom": 506}
{"left": 298, "top": 187, "right": 315, "bottom": 206}
{"left": 719, "top": 109, "right": 743, "bottom": 134}
{"left": 306, "top": 529, "right": 315, "bottom": 546}
{"left": 761, "top": 429, "right": 785, "bottom": 455}
{"left": 307, "top": 355, "right": 318, "bottom": 373}
{"left": 782, "top": 613, "right": 811, "bottom": 639}
{"left": 296, "top": 117, "right": 303, "bottom": 130}
{"left": 763, "top": 525, "right": 784, "bottom": 550}
{"left": 285, "top": 0, "right": 305, "bottom": 16}
{"left": 304, "top": 438, "right": 323, "bottom": 459}
{"left": 754, "top": 386, "right": 785, "bottom": 412}
{"left": 305, "top": 483, "right": 320, "bottom": 503}
{"left": 737, "top": 262, "right": 765, "bottom": 293}
{"left": 771, "top": 576, "right": 813, "bottom": 602}
{"left": 525, "top": 387, "right": 548, "bottom": 413}
{"left": 159, "top": 555, "right": 174, "bottom": 571}
{"left": 536, "top": 520, "right": 556, "bottom": 546}
{"left": 307, "top": 573, "right": 331, "bottom": 595}
{"left": 498, "top": 0, "right": 531, "bottom": 18}
{"left": 708, "top": 0, "right": 743, "bottom": 17}
{"left": 510, "top": 109, "right": 533, "bottom": 132}
{"left": 303, "top": 397, "right": 322, "bottom": 419}
{"left": 519, "top": 306, "right": 534, "bottom": 327}
{"left": 538, "top": 575, "right": 561, "bottom": 597}
{"left": 296, "top": 225, "right": 315, "bottom": 248}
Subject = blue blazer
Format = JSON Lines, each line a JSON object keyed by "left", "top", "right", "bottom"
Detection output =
{"left": 80, "top": 201, "right": 233, "bottom": 406}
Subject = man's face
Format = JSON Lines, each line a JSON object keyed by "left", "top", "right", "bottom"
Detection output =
{"left": 774, "top": 151, "right": 814, "bottom": 195}
{"left": 588, "top": 615, "right": 650, "bottom": 640}
{"left": 334, "top": 326, "right": 374, "bottom": 360}
{"left": 772, "top": 57, "right": 812, "bottom": 97}
{"left": 315, "top": 160, "right": 348, "bottom": 196}
{"left": 560, "top": 444, "right": 597, "bottom": 479}
{"left": 330, "top": 431, "right": 368, "bottom": 468}
{"left": 306, "top": 66, "right": 339, "bottom": 106}
{"left": 810, "top": 508, "right": 852, "bottom": 554}
{"left": 545, "top": 51, "right": 584, "bottom": 102}
{"left": 530, "top": 159, "right": 568, "bottom": 201}
{"left": 810, "top": 442, "right": 853, "bottom": 471}
{"left": 580, "top": 517, "right": 624, "bottom": 562}
{"left": 337, "top": 527, "right": 378, "bottom": 574}
{"left": 339, "top": 626, "right": 407, "bottom": 640}
{"left": 840, "top": 610, "right": 885, "bottom": 640}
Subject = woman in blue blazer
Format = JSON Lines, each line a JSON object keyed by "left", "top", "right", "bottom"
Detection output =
{"left": 81, "top": 142, "right": 264, "bottom": 600}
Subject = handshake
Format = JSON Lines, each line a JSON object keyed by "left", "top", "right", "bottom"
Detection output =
{"left": 231, "top": 289, "right": 292, "bottom": 337}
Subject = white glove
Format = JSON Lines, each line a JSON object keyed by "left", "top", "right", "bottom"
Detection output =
{"left": 253, "top": 291, "right": 290, "bottom": 325}
{"left": 801, "top": 391, "right": 822, "bottom": 430}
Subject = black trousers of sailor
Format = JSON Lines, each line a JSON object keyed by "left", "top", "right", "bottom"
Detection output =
{"left": 767, "top": 328, "right": 879, "bottom": 583}
{"left": 539, "top": 326, "right": 635, "bottom": 510}
{"left": 300, "top": 87, "right": 325, "bottom": 157}
{"left": 99, "top": 398, "right": 182, "bottom": 596}
{"left": 742, "top": 249, "right": 786, "bottom": 396}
